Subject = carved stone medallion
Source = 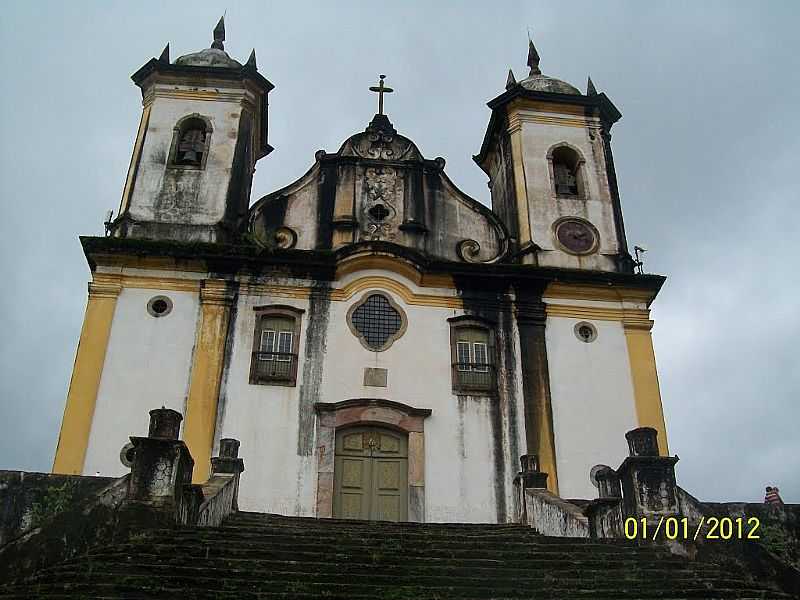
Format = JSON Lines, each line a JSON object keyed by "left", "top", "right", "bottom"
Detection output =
{"left": 361, "top": 166, "right": 401, "bottom": 241}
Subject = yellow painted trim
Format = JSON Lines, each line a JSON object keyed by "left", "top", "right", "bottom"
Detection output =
{"left": 331, "top": 276, "right": 462, "bottom": 309}
{"left": 335, "top": 254, "right": 455, "bottom": 289}
{"left": 183, "top": 280, "right": 234, "bottom": 482}
{"left": 508, "top": 114, "right": 533, "bottom": 248}
{"left": 624, "top": 321, "right": 669, "bottom": 456}
{"left": 52, "top": 275, "right": 122, "bottom": 474}
{"left": 539, "top": 415, "right": 559, "bottom": 496}
{"left": 93, "top": 255, "right": 208, "bottom": 273}
{"left": 544, "top": 281, "right": 659, "bottom": 305}
{"left": 120, "top": 275, "right": 201, "bottom": 293}
{"left": 546, "top": 303, "right": 652, "bottom": 325}
{"left": 118, "top": 105, "right": 151, "bottom": 217}
{"left": 509, "top": 98, "right": 593, "bottom": 118}
{"left": 240, "top": 282, "right": 312, "bottom": 300}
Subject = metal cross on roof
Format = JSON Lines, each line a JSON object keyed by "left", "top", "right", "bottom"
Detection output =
{"left": 369, "top": 75, "right": 394, "bottom": 116}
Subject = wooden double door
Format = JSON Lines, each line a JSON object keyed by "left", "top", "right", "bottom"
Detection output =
{"left": 332, "top": 426, "right": 408, "bottom": 522}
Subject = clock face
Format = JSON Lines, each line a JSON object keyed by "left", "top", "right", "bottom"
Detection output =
{"left": 555, "top": 219, "right": 598, "bottom": 255}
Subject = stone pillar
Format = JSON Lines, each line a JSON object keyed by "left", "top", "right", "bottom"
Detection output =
{"left": 617, "top": 427, "right": 680, "bottom": 525}
{"left": 53, "top": 273, "right": 122, "bottom": 474}
{"left": 515, "top": 285, "right": 558, "bottom": 494}
{"left": 127, "top": 408, "right": 195, "bottom": 510}
{"left": 210, "top": 438, "right": 245, "bottom": 511}
{"left": 184, "top": 279, "right": 236, "bottom": 483}
{"left": 595, "top": 467, "right": 622, "bottom": 500}
{"left": 586, "top": 467, "right": 624, "bottom": 539}
{"left": 517, "top": 454, "right": 549, "bottom": 489}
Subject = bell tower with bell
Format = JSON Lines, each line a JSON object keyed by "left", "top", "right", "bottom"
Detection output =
{"left": 111, "top": 18, "right": 273, "bottom": 243}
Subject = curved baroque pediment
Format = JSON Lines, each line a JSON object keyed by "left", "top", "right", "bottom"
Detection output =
{"left": 249, "top": 114, "right": 509, "bottom": 264}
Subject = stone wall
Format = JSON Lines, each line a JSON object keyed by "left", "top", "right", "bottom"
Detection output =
{"left": 0, "top": 471, "right": 114, "bottom": 547}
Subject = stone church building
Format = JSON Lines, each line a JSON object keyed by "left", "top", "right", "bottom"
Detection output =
{"left": 52, "top": 20, "right": 669, "bottom": 524}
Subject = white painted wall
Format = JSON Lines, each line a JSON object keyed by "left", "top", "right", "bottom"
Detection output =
{"left": 545, "top": 314, "right": 638, "bottom": 499}
{"left": 518, "top": 112, "right": 619, "bottom": 271}
{"left": 84, "top": 287, "right": 199, "bottom": 476}
{"left": 215, "top": 289, "right": 315, "bottom": 516}
{"left": 126, "top": 84, "right": 248, "bottom": 225}
{"left": 217, "top": 272, "right": 526, "bottom": 522}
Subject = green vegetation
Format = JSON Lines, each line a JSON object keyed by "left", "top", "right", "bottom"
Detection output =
{"left": 29, "top": 479, "right": 77, "bottom": 527}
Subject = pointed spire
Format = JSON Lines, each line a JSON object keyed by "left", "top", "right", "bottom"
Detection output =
{"left": 505, "top": 69, "right": 517, "bottom": 90}
{"left": 246, "top": 49, "right": 257, "bottom": 69}
{"left": 158, "top": 43, "right": 170, "bottom": 63}
{"left": 211, "top": 16, "right": 225, "bottom": 50}
{"left": 586, "top": 76, "right": 597, "bottom": 96}
{"left": 527, "top": 36, "right": 541, "bottom": 76}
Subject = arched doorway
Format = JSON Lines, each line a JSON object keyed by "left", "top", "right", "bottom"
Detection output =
{"left": 333, "top": 426, "right": 408, "bottom": 521}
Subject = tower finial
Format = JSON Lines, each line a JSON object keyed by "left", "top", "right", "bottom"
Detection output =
{"left": 246, "top": 49, "right": 257, "bottom": 69}
{"left": 527, "top": 36, "right": 541, "bottom": 76}
{"left": 506, "top": 69, "right": 517, "bottom": 90}
{"left": 159, "top": 43, "right": 170, "bottom": 63}
{"left": 212, "top": 16, "right": 225, "bottom": 50}
{"left": 586, "top": 76, "right": 597, "bottom": 96}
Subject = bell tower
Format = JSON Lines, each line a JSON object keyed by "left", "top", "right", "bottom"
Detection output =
{"left": 475, "top": 38, "right": 632, "bottom": 273}
{"left": 112, "top": 18, "right": 273, "bottom": 243}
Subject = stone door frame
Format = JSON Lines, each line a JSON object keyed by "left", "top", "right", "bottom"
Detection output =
{"left": 314, "top": 398, "right": 431, "bottom": 522}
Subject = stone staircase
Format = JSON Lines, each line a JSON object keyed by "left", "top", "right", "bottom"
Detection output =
{"left": 1, "top": 511, "right": 793, "bottom": 599}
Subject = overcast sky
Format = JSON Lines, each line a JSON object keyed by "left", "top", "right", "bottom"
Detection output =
{"left": 1, "top": 1, "right": 797, "bottom": 503}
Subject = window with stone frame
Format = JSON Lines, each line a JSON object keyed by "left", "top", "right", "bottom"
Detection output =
{"left": 549, "top": 145, "right": 583, "bottom": 198}
{"left": 169, "top": 115, "right": 211, "bottom": 169}
{"left": 448, "top": 318, "right": 496, "bottom": 394}
{"left": 249, "top": 306, "right": 303, "bottom": 386}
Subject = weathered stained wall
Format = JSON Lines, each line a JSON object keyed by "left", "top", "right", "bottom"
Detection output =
{"left": 515, "top": 109, "right": 619, "bottom": 271}
{"left": 215, "top": 269, "right": 526, "bottom": 522}
{"left": 83, "top": 286, "right": 199, "bottom": 477}
{"left": 544, "top": 312, "right": 638, "bottom": 499}
{"left": 119, "top": 82, "right": 256, "bottom": 242}
{"left": 0, "top": 471, "right": 114, "bottom": 547}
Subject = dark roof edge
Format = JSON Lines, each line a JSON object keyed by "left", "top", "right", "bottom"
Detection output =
{"left": 474, "top": 87, "right": 621, "bottom": 166}
{"left": 80, "top": 236, "right": 665, "bottom": 296}
{"left": 131, "top": 58, "right": 274, "bottom": 92}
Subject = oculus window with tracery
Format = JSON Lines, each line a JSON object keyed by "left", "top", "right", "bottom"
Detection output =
{"left": 349, "top": 294, "right": 403, "bottom": 350}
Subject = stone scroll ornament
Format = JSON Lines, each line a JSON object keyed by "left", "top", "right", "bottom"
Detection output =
{"left": 361, "top": 167, "right": 400, "bottom": 241}
{"left": 456, "top": 238, "right": 509, "bottom": 264}
{"left": 245, "top": 225, "right": 298, "bottom": 252}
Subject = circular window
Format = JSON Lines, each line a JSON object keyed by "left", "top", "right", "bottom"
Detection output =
{"left": 120, "top": 442, "right": 135, "bottom": 468}
{"left": 574, "top": 321, "right": 597, "bottom": 343}
{"left": 147, "top": 295, "right": 173, "bottom": 317}
{"left": 553, "top": 217, "right": 599, "bottom": 255}
{"left": 347, "top": 292, "right": 407, "bottom": 351}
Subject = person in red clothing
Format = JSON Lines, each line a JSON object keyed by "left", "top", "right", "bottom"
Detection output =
{"left": 765, "top": 486, "right": 784, "bottom": 506}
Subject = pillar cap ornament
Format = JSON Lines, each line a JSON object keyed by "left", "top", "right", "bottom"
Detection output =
{"left": 148, "top": 407, "right": 183, "bottom": 440}
{"left": 88, "top": 273, "right": 122, "bottom": 299}
{"left": 199, "top": 279, "right": 236, "bottom": 306}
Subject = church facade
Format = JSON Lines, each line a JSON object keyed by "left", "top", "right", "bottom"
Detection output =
{"left": 52, "top": 21, "right": 669, "bottom": 524}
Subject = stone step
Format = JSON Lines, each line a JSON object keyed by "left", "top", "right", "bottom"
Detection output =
{"left": 86, "top": 540, "right": 682, "bottom": 566}
{"left": 5, "top": 579, "right": 794, "bottom": 600}
{"left": 233, "top": 512, "right": 530, "bottom": 530}
{"left": 30, "top": 560, "right": 752, "bottom": 590}
{"left": 144, "top": 527, "right": 660, "bottom": 553}
{"left": 75, "top": 548, "right": 717, "bottom": 575}
{"left": 1, "top": 511, "right": 790, "bottom": 600}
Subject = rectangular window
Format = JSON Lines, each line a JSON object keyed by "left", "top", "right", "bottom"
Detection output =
{"left": 450, "top": 323, "right": 495, "bottom": 395}
{"left": 473, "top": 342, "right": 488, "bottom": 372}
{"left": 250, "top": 310, "right": 303, "bottom": 387}
{"left": 259, "top": 330, "right": 276, "bottom": 360}
{"left": 277, "top": 331, "right": 293, "bottom": 361}
{"left": 456, "top": 341, "right": 472, "bottom": 371}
